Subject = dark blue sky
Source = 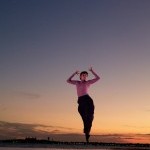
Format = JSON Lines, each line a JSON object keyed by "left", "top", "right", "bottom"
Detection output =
{"left": 0, "top": 0, "right": 150, "bottom": 140}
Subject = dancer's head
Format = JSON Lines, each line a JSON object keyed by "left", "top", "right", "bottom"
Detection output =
{"left": 80, "top": 71, "right": 88, "bottom": 81}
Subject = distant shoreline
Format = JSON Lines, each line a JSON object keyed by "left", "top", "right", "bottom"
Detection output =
{"left": 0, "top": 139, "right": 150, "bottom": 149}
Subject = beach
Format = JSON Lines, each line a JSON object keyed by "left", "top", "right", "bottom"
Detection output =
{"left": 0, "top": 141, "right": 150, "bottom": 150}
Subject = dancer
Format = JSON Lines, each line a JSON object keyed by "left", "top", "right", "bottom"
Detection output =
{"left": 67, "top": 67, "right": 100, "bottom": 142}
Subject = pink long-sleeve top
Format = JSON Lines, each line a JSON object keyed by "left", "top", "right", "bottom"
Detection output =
{"left": 67, "top": 78, "right": 99, "bottom": 97}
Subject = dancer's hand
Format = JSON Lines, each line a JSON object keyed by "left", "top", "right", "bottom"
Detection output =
{"left": 89, "top": 67, "right": 93, "bottom": 72}
{"left": 74, "top": 70, "right": 80, "bottom": 75}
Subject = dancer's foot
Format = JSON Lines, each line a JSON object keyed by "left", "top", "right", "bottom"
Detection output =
{"left": 85, "top": 133, "right": 90, "bottom": 143}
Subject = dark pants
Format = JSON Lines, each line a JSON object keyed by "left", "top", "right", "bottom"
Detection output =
{"left": 78, "top": 95, "right": 94, "bottom": 134}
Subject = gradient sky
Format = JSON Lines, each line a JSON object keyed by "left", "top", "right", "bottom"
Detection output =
{"left": 0, "top": 0, "right": 150, "bottom": 143}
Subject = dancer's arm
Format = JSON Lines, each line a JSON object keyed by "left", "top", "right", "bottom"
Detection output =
{"left": 88, "top": 67, "right": 100, "bottom": 84}
{"left": 67, "top": 71, "right": 79, "bottom": 84}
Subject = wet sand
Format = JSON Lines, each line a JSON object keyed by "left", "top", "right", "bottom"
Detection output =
{"left": 0, "top": 142, "right": 150, "bottom": 149}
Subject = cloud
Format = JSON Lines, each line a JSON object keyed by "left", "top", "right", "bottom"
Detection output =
{"left": 145, "top": 109, "right": 150, "bottom": 112}
{"left": 123, "top": 124, "right": 150, "bottom": 129}
{"left": 0, "top": 89, "right": 41, "bottom": 100}
{"left": 16, "top": 91, "right": 41, "bottom": 99}
{"left": 93, "top": 134, "right": 150, "bottom": 143}
{"left": 0, "top": 121, "right": 76, "bottom": 140}
{"left": 0, "top": 104, "right": 7, "bottom": 111}
{"left": 0, "top": 121, "right": 150, "bottom": 143}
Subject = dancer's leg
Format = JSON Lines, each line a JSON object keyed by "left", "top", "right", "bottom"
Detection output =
{"left": 78, "top": 95, "right": 94, "bottom": 143}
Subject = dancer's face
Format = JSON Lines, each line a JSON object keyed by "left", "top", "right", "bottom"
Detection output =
{"left": 80, "top": 73, "right": 88, "bottom": 81}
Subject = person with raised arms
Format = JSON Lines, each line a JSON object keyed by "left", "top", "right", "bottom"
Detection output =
{"left": 67, "top": 67, "right": 100, "bottom": 143}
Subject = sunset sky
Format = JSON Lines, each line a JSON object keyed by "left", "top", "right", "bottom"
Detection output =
{"left": 0, "top": 0, "right": 150, "bottom": 143}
